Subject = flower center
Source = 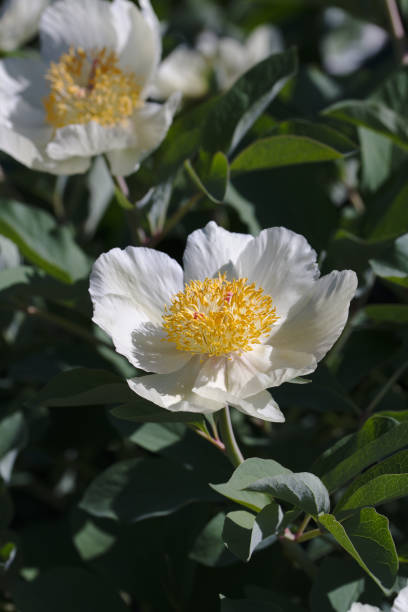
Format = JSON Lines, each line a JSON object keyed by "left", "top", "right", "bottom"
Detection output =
{"left": 43, "top": 46, "right": 143, "bottom": 128}
{"left": 162, "top": 274, "right": 278, "bottom": 357}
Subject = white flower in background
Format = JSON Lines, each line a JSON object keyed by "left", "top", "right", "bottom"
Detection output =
{"left": 0, "top": 0, "right": 179, "bottom": 175}
{"left": 152, "top": 45, "right": 209, "bottom": 99}
{"left": 89, "top": 222, "right": 357, "bottom": 422}
{"left": 153, "top": 24, "right": 283, "bottom": 100}
{"left": 321, "top": 8, "right": 388, "bottom": 75}
{"left": 212, "top": 25, "right": 284, "bottom": 90}
{"left": 348, "top": 584, "right": 408, "bottom": 612}
{"left": 0, "top": 0, "right": 50, "bottom": 52}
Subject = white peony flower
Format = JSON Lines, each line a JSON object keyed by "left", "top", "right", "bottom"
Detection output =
{"left": 348, "top": 585, "right": 408, "bottom": 612}
{"left": 152, "top": 45, "right": 209, "bottom": 99}
{"left": 0, "top": 0, "right": 179, "bottom": 175}
{"left": 89, "top": 222, "right": 357, "bottom": 422}
{"left": 153, "top": 24, "right": 283, "bottom": 100}
{"left": 0, "top": 0, "right": 50, "bottom": 52}
{"left": 213, "top": 25, "right": 284, "bottom": 90}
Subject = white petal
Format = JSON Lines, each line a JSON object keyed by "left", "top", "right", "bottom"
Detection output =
{"left": 153, "top": 46, "right": 209, "bottom": 99}
{"left": 127, "top": 357, "right": 224, "bottom": 414}
{"left": 183, "top": 221, "right": 253, "bottom": 283}
{"left": 0, "top": 125, "right": 90, "bottom": 173}
{"left": 192, "top": 346, "right": 316, "bottom": 403}
{"left": 46, "top": 121, "right": 137, "bottom": 161}
{"left": 0, "top": 56, "right": 48, "bottom": 109}
{"left": 40, "top": 0, "right": 116, "bottom": 62}
{"left": 89, "top": 246, "right": 183, "bottom": 330}
{"left": 131, "top": 322, "right": 191, "bottom": 374}
{"left": 92, "top": 295, "right": 190, "bottom": 373}
{"left": 112, "top": 0, "right": 160, "bottom": 91}
{"left": 246, "top": 25, "right": 284, "bottom": 65}
{"left": 106, "top": 95, "right": 180, "bottom": 176}
{"left": 392, "top": 586, "right": 408, "bottom": 612}
{"left": 230, "top": 390, "right": 285, "bottom": 423}
{"left": 235, "top": 227, "right": 319, "bottom": 319}
{"left": 347, "top": 605, "right": 379, "bottom": 612}
{"left": 0, "top": 0, "right": 50, "bottom": 52}
{"left": 271, "top": 270, "right": 358, "bottom": 362}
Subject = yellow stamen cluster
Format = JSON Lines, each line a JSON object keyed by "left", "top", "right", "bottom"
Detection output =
{"left": 162, "top": 274, "right": 278, "bottom": 357}
{"left": 43, "top": 46, "right": 142, "bottom": 128}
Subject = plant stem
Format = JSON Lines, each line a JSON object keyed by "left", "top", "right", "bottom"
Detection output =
{"left": 218, "top": 406, "right": 244, "bottom": 467}
{"left": 364, "top": 359, "right": 408, "bottom": 419}
{"left": 385, "top": 0, "right": 408, "bottom": 64}
{"left": 296, "top": 528, "right": 322, "bottom": 544}
{"left": 146, "top": 192, "right": 202, "bottom": 248}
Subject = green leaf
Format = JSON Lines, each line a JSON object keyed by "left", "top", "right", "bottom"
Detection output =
{"left": 249, "top": 502, "right": 283, "bottom": 559}
{"left": 80, "top": 457, "right": 219, "bottom": 522}
{"left": 224, "top": 183, "right": 261, "bottom": 235}
{"left": 185, "top": 151, "right": 229, "bottom": 203}
{"left": 11, "top": 567, "right": 128, "bottom": 612}
{"left": 0, "top": 199, "right": 89, "bottom": 283}
{"left": 369, "top": 234, "right": 408, "bottom": 287}
{"left": 323, "top": 100, "right": 408, "bottom": 150}
{"left": 221, "top": 599, "right": 283, "bottom": 612}
{"left": 190, "top": 512, "right": 235, "bottom": 567}
{"left": 36, "top": 368, "right": 133, "bottom": 407}
{"left": 210, "top": 458, "right": 291, "bottom": 512}
{"left": 335, "top": 450, "right": 408, "bottom": 514}
{"left": 310, "top": 558, "right": 365, "bottom": 612}
{"left": 222, "top": 510, "right": 255, "bottom": 562}
{"left": 73, "top": 519, "right": 116, "bottom": 562}
{"left": 313, "top": 414, "right": 408, "bottom": 492}
{"left": 203, "top": 48, "right": 297, "bottom": 154}
{"left": 247, "top": 472, "right": 330, "bottom": 517}
{"left": 318, "top": 508, "right": 398, "bottom": 592}
{"left": 363, "top": 304, "right": 408, "bottom": 324}
{"left": 230, "top": 122, "right": 356, "bottom": 174}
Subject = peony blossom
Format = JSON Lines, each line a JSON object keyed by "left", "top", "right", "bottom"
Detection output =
{"left": 89, "top": 222, "right": 357, "bottom": 422}
{"left": 0, "top": 0, "right": 50, "bottom": 52}
{"left": 348, "top": 585, "right": 408, "bottom": 612}
{"left": 0, "top": 0, "right": 179, "bottom": 175}
{"left": 153, "top": 24, "right": 283, "bottom": 100}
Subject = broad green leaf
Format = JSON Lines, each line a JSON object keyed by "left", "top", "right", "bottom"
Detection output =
{"left": 0, "top": 199, "right": 89, "bottom": 283}
{"left": 122, "top": 422, "right": 185, "bottom": 452}
{"left": 323, "top": 230, "right": 389, "bottom": 280}
{"left": 364, "top": 304, "right": 408, "bottom": 324}
{"left": 369, "top": 234, "right": 408, "bottom": 287}
{"left": 313, "top": 414, "right": 408, "bottom": 492}
{"left": 36, "top": 368, "right": 133, "bottom": 407}
{"left": 224, "top": 183, "right": 261, "bottom": 235}
{"left": 11, "top": 567, "right": 128, "bottom": 612}
{"left": 323, "top": 101, "right": 408, "bottom": 150}
{"left": 222, "top": 510, "right": 255, "bottom": 562}
{"left": 319, "top": 509, "right": 398, "bottom": 591}
{"left": 80, "top": 457, "right": 219, "bottom": 522}
{"left": 231, "top": 122, "right": 356, "bottom": 174}
{"left": 335, "top": 450, "right": 408, "bottom": 514}
{"left": 310, "top": 558, "right": 365, "bottom": 612}
{"left": 210, "top": 458, "right": 291, "bottom": 512}
{"left": 249, "top": 502, "right": 283, "bottom": 559}
{"left": 247, "top": 472, "right": 330, "bottom": 517}
{"left": 190, "top": 512, "right": 235, "bottom": 567}
{"left": 73, "top": 519, "right": 116, "bottom": 562}
{"left": 185, "top": 151, "right": 229, "bottom": 203}
{"left": 231, "top": 135, "right": 346, "bottom": 173}
{"left": 203, "top": 48, "right": 297, "bottom": 154}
